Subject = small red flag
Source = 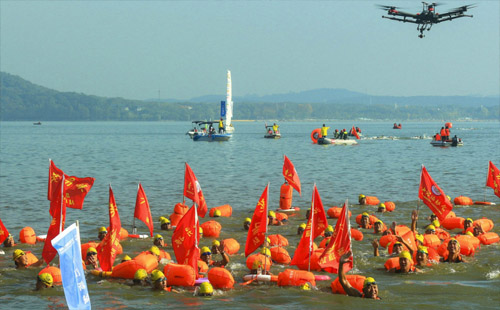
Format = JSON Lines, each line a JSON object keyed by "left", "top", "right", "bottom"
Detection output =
{"left": 171, "top": 204, "right": 200, "bottom": 277}
{"left": 183, "top": 163, "right": 207, "bottom": 217}
{"left": 319, "top": 200, "right": 352, "bottom": 273}
{"left": 97, "top": 186, "right": 122, "bottom": 271}
{"left": 283, "top": 155, "right": 301, "bottom": 195}
{"left": 42, "top": 181, "right": 67, "bottom": 264}
{"left": 418, "top": 165, "right": 453, "bottom": 221}
{"left": 290, "top": 185, "right": 328, "bottom": 266}
{"left": 0, "top": 218, "right": 10, "bottom": 244}
{"left": 486, "top": 161, "right": 500, "bottom": 198}
{"left": 245, "top": 184, "right": 269, "bottom": 257}
{"left": 351, "top": 126, "right": 360, "bottom": 139}
{"left": 62, "top": 176, "right": 95, "bottom": 210}
{"left": 48, "top": 160, "right": 64, "bottom": 201}
{"left": 134, "top": 183, "right": 154, "bottom": 237}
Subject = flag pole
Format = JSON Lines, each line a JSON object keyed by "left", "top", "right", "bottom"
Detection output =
{"left": 59, "top": 174, "right": 65, "bottom": 233}
{"left": 308, "top": 184, "right": 315, "bottom": 272}
{"left": 263, "top": 182, "right": 269, "bottom": 275}
{"left": 132, "top": 183, "right": 138, "bottom": 235}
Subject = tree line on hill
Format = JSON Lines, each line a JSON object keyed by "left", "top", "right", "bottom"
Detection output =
{"left": 1, "top": 72, "right": 497, "bottom": 121}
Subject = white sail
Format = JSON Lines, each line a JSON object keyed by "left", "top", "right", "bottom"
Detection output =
{"left": 224, "top": 70, "right": 234, "bottom": 133}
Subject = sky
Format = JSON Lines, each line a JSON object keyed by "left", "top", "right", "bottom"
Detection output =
{"left": 1, "top": 1, "right": 499, "bottom": 100}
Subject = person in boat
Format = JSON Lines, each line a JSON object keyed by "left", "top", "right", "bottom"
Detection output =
{"left": 445, "top": 126, "right": 450, "bottom": 140}
{"left": 297, "top": 223, "right": 306, "bottom": 235}
{"left": 98, "top": 227, "right": 107, "bottom": 241}
{"left": 451, "top": 135, "right": 458, "bottom": 146}
{"left": 200, "top": 243, "right": 229, "bottom": 268}
{"left": 356, "top": 127, "right": 361, "bottom": 133}
{"left": 321, "top": 124, "right": 330, "bottom": 138}
{"left": 219, "top": 118, "right": 224, "bottom": 134}
{"left": 338, "top": 251, "right": 380, "bottom": 299}
{"left": 440, "top": 127, "right": 447, "bottom": 141}
{"left": 434, "top": 133, "right": 442, "bottom": 141}
{"left": 272, "top": 123, "right": 279, "bottom": 134}
{"left": 3, "top": 233, "right": 15, "bottom": 247}
{"left": 243, "top": 218, "right": 251, "bottom": 231}
{"left": 333, "top": 129, "right": 340, "bottom": 139}
{"left": 36, "top": 273, "right": 54, "bottom": 291}
{"left": 440, "top": 238, "right": 464, "bottom": 263}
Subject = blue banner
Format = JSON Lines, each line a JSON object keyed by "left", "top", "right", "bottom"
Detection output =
{"left": 52, "top": 223, "right": 91, "bottom": 310}
{"left": 220, "top": 101, "right": 226, "bottom": 117}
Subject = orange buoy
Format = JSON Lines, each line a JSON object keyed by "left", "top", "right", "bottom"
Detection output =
{"left": 39, "top": 266, "right": 62, "bottom": 285}
{"left": 423, "top": 234, "right": 442, "bottom": 248}
{"left": 351, "top": 229, "right": 364, "bottom": 241}
{"left": 275, "top": 212, "right": 288, "bottom": 222}
{"left": 24, "top": 252, "right": 38, "bottom": 267}
{"left": 456, "top": 234, "right": 480, "bottom": 250}
{"left": 106, "top": 227, "right": 128, "bottom": 240}
{"left": 164, "top": 263, "right": 196, "bottom": 287}
{"left": 223, "top": 238, "right": 240, "bottom": 255}
{"left": 445, "top": 211, "right": 456, "bottom": 218}
{"left": 174, "top": 202, "right": 189, "bottom": 215}
{"left": 438, "top": 238, "right": 475, "bottom": 257}
{"left": 478, "top": 232, "right": 500, "bottom": 245}
{"left": 209, "top": 204, "right": 233, "bottom": 217}
{"left": 441, "top": 217, "right": 465, "bottom": 230}
{"left": 365, "top": 196, "right": 380, "bottom": 206}
{"left": 246, "top": 253, "right": 272, "bottom": 271}
{"left": 331, "top": 275, "right": 365, "bottom": 294}
{"left": 198, "top": 259, "right": 209, "bottom": 274}
{"left": 296, "top": 249, "right": 323, "bottom": 272}
{"left": 435, "top": 228, "right": 450, "bottom": 241}
{"left": 111, "top": 260, "right": 145, "bottom": 279}
{"left": 208, "top": 267, "right": 234, "bottom": 289}
{"left": 133, "top": 252, "right": 158, "bottom": 273}
{"left": 473, "top": 218, "right": 494, "bottom": 232}
{"left": 19, "top": 227, "right": 36, "bottom": 244}
{"left": 379, "top": 234, "right": 397, "bottom": 248}
{"left": 384, "top": 257, "right": 400, "bottom": 270}
{"left": 311, "top": 128, "right": 321, "bottom": 144}
{"left": 277, "top": 269, "right": 316, "bottom": 287}
{"left": 169, "top": 213, "right": 184, "bottom": 227}
{"left": 268, "top": 234, "right": 289, "bottom": 247}
{"left": 200, "top": 220, "right": 222, "bottom": 238}
{"left": 159, "top": 249, "right": 171, "bottom": 261}
{"left": 445, "top": 122, "right": 453, "bottom": 129}
{"left": 454, "top": 196, "right": 473, "bottom": 206}
{"left": 384, "top": 201, "right": 396, "bottom": 212}
{"left": 280, "top": 183, "right": 293, "bottom": 210}
{"left": 81, "top": 242, "right": 99, "bottom": 261}
{"left": 270, "top": 247, "right": 291, "bottom": 265}
{"left": 327, "top": 207, "right": 352, "bottom": 219}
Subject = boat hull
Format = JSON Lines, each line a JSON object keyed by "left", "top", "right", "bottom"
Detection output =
{"left": 318, "top": 138, "right": 357, "bottom": 145}
{"left": 430, "top": 140, "right": 463, "bottom": 147}
{"left": 193, "top": 134, "right": 232, "bottom": 142}
{"left": 264, "top": 133, "right": 281, "bottom": 139}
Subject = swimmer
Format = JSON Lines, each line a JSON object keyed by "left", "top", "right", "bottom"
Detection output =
{"left": 200, "top": 243, "right": 229, "bottom": 268}
{"left": 160, "top": 218, "right": 172, "bottom": 231}
{"left": 213, "top": 209, "right": 222, "bottom": 218}
{"left": 36, "top": 273, "right": 53, "bottom": 290}
{"left": 359, "top": 213, "right": 372, "bottom": 229}
{"left": 440, "top": 239, "right": 464, "bottom": 263}
{"left": 3, "top": 234, "right": 15, "bottom": 247}
{"left": 359, "top": 194, "right": 367, "bottom": 205}
{"left": 12, "top": 249, "right": 43, "bottom": 269}
{"left": 462, "top": 218, "right": 473, "bottom": 234}
{"left": 85, "top": 247, "right": 100, "bottom": 270}
{"left": 388, "top": 251, "right": 419, "bottom": 273}
{"left": 195, "top": 282, "right": 214, "bottom": 297}
{"left": 297, "top": 223, "right": 306, "bottom": 236}
{"left": 121, "top": 255, "right": 132, "bottom": 263}
{"left": 250, "top": 248, "right": 272, "bottom": 275}
{"left": 324, "top": 225, "right": 334, "bottom": 237}
{"left": 151, "top": 270, "right": 178, "bottom": 292}
{"left": 149, "top": 246, "right": 161, "bottom": 262}
{"left": 374, "top": 220, "right": 385, "bottom": 234}
{"left": 268, "top": 211, "right": 284, "bottom": 226}
{"left": 243, "top": 218, "right": 251, "bottom": 231}
{"left": 132, "top": 269, "right": 149, "bottom": 286}
{"left": 98, "top": 227, "right": 107, "bottom": 241}
{"left": 377, "top": 203, "right": 386, "bottom": 213}
{"left": 153, "top": 234, "right": 166, "bottom": 248}
{"left": 338, "top": 251, "right": 380, "bottom": 300}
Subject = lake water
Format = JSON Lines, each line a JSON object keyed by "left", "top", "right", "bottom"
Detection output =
{"left": 0, "top": 121, "right": 499, "bottom": 309}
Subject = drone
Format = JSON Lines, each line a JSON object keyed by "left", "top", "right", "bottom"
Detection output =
{"left": 378, "top": 2, "right": 475, "bottom": 38}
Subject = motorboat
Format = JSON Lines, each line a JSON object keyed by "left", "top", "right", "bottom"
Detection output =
{"left": 430, "top": 139, "right": 463, "bottom": 147}
{"left": 264, "top": 123, "right": 281, "bottom": 139}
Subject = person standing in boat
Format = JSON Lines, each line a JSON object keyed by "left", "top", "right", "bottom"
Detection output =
{"left": 321, "top": 124, "right": 330, "bottom": 138}
{"left": 272, "top": 123, "right": 279, "bottom": 134}
{"left": 219, "top": 118, "right": 225, "bottom": 134}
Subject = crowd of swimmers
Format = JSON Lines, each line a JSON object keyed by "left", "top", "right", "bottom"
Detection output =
{"left": 2, "top": 193, "right": 498, "bottom": 300}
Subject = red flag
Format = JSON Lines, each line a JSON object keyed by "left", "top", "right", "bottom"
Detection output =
{"left": 290, "top": 185, "right": 328, "bottom": 266}
{"left": 319, "top": 200, "right": 352, "bottom": 273}
{"left": 134, "top": 183, "right": 154, "bottom": 237}
{"left": 171, "top": 204, "right": 200, "bottom": 277}
{"left": 283, "top": 155, "right": 301, "bottom": 195}
{"left": 48, "top": 160, "right": 64, "bottom": 201}
{"left": 183, "top": 163, "right": 207, "bottom": 217}
{"left": 97, "top": 186, "right": 122, "bottom": 271}
{"left": 245, "top": 184, "right": 269, "bottom": 257}
{"left": 42, "top": 181, "right": 67, "bottom": 263}
{"left": 486, "top": 161, "right": 500, "bottom": 198}
{"left": 62, "top": 176, "right": 95, "bottom": 210}
{"left": 0, "top": 218, "right": 10, "bottom": 244}
{"left": 418, "top": 165, "right": 453, "bottom": 221}
{"left": 351, "top": 126, "right": 360, "bottom": 139}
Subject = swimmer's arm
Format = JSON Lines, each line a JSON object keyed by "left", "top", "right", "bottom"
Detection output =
{"left": 339, "top": 251, "right": 362, "bottom": 298}
{"left": 372, "top": 239, "right": 380, "bottom": 257}
{"left": 411, "top": 210, "right": 418, "bottom": 234}
{"left": 396, "top": 235, "right": 414, "bottom": 257}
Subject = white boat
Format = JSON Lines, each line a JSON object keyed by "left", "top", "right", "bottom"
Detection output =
{"left": 430, "top": 139, "right": 463, "bottom": 147}
{"left": 221, "top": 70, "right": 235, "bottom": 133}
{"left": 318, "top": 137, "right": 358, "bottom": 145}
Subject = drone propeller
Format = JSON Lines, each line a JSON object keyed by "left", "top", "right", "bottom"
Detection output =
{"left": 376, "top": 4, "right": 401, "bottom": 10}
{"left": 450, "top": 3, "right": 476, "bottom": 12}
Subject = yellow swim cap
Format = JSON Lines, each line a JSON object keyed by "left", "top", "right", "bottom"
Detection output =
{"left": 301, "top": 282, "right": 311, "bottom": 290}
{"left": 417, "top": 245, "right": 428, "bottom": 254}
{"left": 375, "top": 220, "right": 383, "bottom": 225}
{"left": 363, "top": 277, "right": 376, "bottom": 288}
{"left": 159, "top": 216, "right": 167, "bottom": 222}
{"left": 38, "top": 273, "right": 53, "bottom": 286}
{"left": 87, "top": 247, "right": 97, "bottom": 255}
{"left": 199, "top": 227, "right": 203, "bottom": 234}
{"left": 268, "top": 211, "right": 276, "bottom": 218}
{"left": 362, "top": 212, "right": 370, "bottom": 217}
{"left": 160, "top": 218, "right": 170, "bottom": 224}
{"left": 201, "top": 246, "right": 211, "bottom": 255}
{"left": 151, "top": 270, "right": 165, "bottom": 282}
{"left": 99, "top": 227, "right": 107, "bottom": 233}
{"left": 399, "top": 250, "right": 413, "bottom": 262}
{"left": 266, "top": 237, "right": 271, "bottom": 244}
{"left": 244, "top": 217, "right": 252, "bottom": 223}
{"left": 299, "top": 223, "right": 307, "bottom": 229}
{"left": 432, "top": 220, "right": 440, "bottom": 228}
{"left": 415, "top": 234, "right": 424, "bottom": 244}
{"left": 154, "top": 234, "right": 163, "bottom": 241}
{"left": 378, "top": 203, "right": 386, "bottom": 209}
{"left": 150, "top": 246, "right": 160, "bottom": 256}
{"left": 122, "top": 255, "right": 132, "bottom": 261}
{"left": 426, "top": 225, "right": 436, "bottom": 231}
{"left": 466, "top": 231, "right": 474, "bottom": 237}
{"left": 199, "top": 282, "right": 214, "bottom": 295}
{"left": 134, "top": 269, "right": 148, "bottom": 280}
{"left": 212, "top": 240, "right": 220, "bottom": 247}
{"left": 214, "top": 209, "right": 222, "bottom": 217}
{"left": 449, "top": 238, "right": 461, "bottom": 249}
{"left": 359, "top": 194, "right": 366, "bottom": 199}
{"left": 261, "top": 247, "right": 271, "bottom": 257}
{"left": 326, "top": 225, "right": 334, "bottom": 232}
{"left": 446, "top": 195, "right": 451, "bottom": 201}
{"left": 13, "top": 249, "right": 25, "bottom": 260}
{"left": 465, "top": 218, "right": 473, "bottom": 223}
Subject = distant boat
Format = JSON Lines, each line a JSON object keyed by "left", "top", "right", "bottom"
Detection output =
{"left": 264, "top": 123, "right": 281, "bottom": 139}
{"left": 221, "top": 70, "right": 234, "bottom": 133}
{"left": 33, "top": 122, "right": 42, "bottom": 125}
{"left": 188, "top": 121, "right": 232, "bottom": 142}
{"left": 393, "top": 123, "right": 402, "bottom": 129}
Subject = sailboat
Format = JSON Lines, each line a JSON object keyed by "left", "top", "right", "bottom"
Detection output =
{"left": 221, "top": 70, "right": 235, "bottom": 133}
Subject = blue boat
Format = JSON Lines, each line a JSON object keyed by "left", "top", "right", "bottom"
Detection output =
{"left": 193, "top": 133, "right": 232, "bottom": 142}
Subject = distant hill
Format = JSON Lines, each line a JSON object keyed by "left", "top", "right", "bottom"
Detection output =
{"left": 2, "top": 71, "right": 498, "bottom": 121}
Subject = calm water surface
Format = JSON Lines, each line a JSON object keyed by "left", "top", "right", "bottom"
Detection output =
{"left": 0, "top": 121, "right": 499, "bottom": 309}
